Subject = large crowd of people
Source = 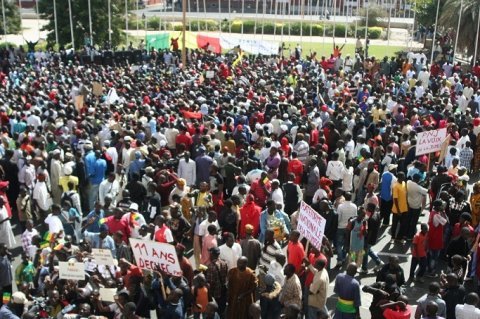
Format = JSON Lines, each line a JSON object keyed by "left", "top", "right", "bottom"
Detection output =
{"left": 0, "top": 36, "right": 478, "bottom": 319}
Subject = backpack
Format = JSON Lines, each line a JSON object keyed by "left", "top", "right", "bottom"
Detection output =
{"left": 61, "top": 192, "right": 74, "bottom": 209}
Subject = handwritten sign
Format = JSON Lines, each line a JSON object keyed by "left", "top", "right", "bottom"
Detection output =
{"left": 129, "top": 238, "right": 182, "bottom": 276}
{"left": 92, "top": 249, "right": 115, "bottom": 266}
{"left": 416, "top": 128, "right": 447, "bottom": 156}
{"left": 59, "top": 261, "right": 86, "bottom": 281}
{"left": 99, "top": 288, "right": 117, "bottom": 303}
{"left": 206, "top": 70, "right": 215, "bottom": 79}
{"left": 297, "top": 201, "right": 326, "bottom": 251}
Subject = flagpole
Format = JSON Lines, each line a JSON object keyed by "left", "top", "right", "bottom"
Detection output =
{"left": 136, "top": 0, "right": 139, "bottom": 36}
{"left": 18, "top": 0, "right": 23, "bottom": 40}
{"left": 241, "top": 0, "right": 245, "bottom": 34}
{"left": 387, "top": 0, "right": 392, "bottom": 47}
{"left": 228, "top": 0, "right": 231, "bottom": 32}
{"left": 453, "top": 0, "right": 462, "bottom": 64}
{"left": 1, "top": 0, "right": 6, "bottom": 43}
{"left": 203, "top": 0, "right": 207, "bottom": 31}
{"left": 182, "top": 0, "right": 186, "bottom": 66}
{"left": 53, "top": 0, "right": 58, "bottom": 46}
{"left": 261, "top": 0, "right": 265, "bottom": 39}
{"left": 365, "top": 0, "right": 368, "bottom": 50}
{"left": 300, "top": 0, "right": 304, "bottom": 43}
{"left": 196, "top": 0, "right": 200, "bottom": 31}
{"left": 68, "top": 0, "right": 74, "bottom": 50}
{"left": 219, "top": 0, "right": 222, "bottom": 35}
{"left": 273, "top": 0, "right": 277, "bottom": 41}
{"left": 322, "top": 0, "right": 326, "bottom": 52}
{"left": 108, "top": 0, "right": 112, "bottom": 43}
{"left": 332, "top": 0, "right": 336, "bottom": 41}
{"left": 254, "top": 0, "right": 258, "bottom": 35}
{"left": 35, "top": 0, "right": 40, "bottom": 38}
{"left": 429, "top": 0, "right": 440, "bottom": 64}
{"left": 88, "top": 0, "right": 93, "bottom": 46}
{"left": 125, "top": 0, "right": 129, "bottom": 45}
{"left": 474, "top": 8, "right": 480, "bottom": 64}
{"left": 344, "top": 3, "right": 348, "bottom": 42}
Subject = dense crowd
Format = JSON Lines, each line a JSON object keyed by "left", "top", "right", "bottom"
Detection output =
{"left": 0, "top": 37, "right": 478, "bottom": 319}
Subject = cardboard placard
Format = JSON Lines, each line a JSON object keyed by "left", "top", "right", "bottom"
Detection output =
{"left": 92, "top": 249, "right": 115, "bottom": 266}
{"left": 99, "top": 288, "right": 117, "bottom": 303}
{"left": 206, "top": 70, "right": 215, "bottom": 79}
{"left": 416, "top": 128, "right": 447, "bottom": 156}
{"left": 59, "top": 261, "right": 86, "bottom": 281}
{"left": 92, "top": 82, "right": 103, "bottom": 96}
{"left": 297, "top": 201, "right": 326, "bottom": 251}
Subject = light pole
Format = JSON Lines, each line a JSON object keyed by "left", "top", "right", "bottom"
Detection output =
{"left": 68, "top": 0, "right": 74, "bottom": 49}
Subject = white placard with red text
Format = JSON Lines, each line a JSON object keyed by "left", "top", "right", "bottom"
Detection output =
{"left": 416, "top": 128, "right": 447, "bottom": 156}
{"left": 297, "top": 201, "right": 326, "bottom": 251}
{"left": 129, "top": 238, "right": 182, "bottom": 276}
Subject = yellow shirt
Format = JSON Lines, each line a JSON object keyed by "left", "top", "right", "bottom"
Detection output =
{"left": 59, "top": 175, "right": 79, "bottom": 192}
{"left": 392, "top": 181, "right": 408, "bottom": 213}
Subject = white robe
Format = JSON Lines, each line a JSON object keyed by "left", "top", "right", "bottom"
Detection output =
{"left": 0, "top": 207, "right": 15, "bottom": 248}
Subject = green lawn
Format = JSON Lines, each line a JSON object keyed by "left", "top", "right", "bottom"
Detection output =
{"left": 283, "top": 42, "right": 406, "bottom": 58}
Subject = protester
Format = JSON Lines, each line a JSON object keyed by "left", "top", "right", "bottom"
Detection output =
{"left": 0, "top": 37, "right": 479, "bottom": 319}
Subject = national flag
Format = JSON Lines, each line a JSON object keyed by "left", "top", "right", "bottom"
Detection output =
{"left": 3, "top": 292, "right": 10, "bottom": 304}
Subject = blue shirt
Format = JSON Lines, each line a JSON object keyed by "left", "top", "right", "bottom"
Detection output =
{"left": 0, "top": 305, "right": 20, "bottom": 319}
{"left": 84, "top": 151, "right": 97, "bottom": 178}
{"left": 91, "top": 158, "right": 107, "bottom": 185}
{"left": 379, "top": 171, "right": 395, "bottom": 201}
{"left": 83, "top": 231, "right": 116, "bottom": 256}
{"left": 85, "top": 210, "right": 105, "bottom": 233}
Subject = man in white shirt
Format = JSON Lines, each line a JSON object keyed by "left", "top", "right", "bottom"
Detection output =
{"left": 326, "top": 152, "right": 345, "bottom": 191}
{"left": 98, "top": 172, "right": 121, "bottom": 206}
{"left": 33, "top": 173, "right": 53, "bottom": 217}
{"left": 44, "top": 204, "right": 64, "bottom": 235}
{"left": 456, "top": 293, "right": 480, "bottom": 319}
{"left": 104, "top": 140, "right": 119, "bottom": 171}
{"left": 335, "top": 192, "right": 357, "bottom": 266}
{"left": 270, "top": 179, "right": 284, "bottom": 210}
{"left": 219, "top": 232, "right": 242, "bottom": 270}
{"left": 177, "top": 152, "right": 196, "bottom": 187}
{"left": 18, "top": 156, "right": 36, "bottom": 191}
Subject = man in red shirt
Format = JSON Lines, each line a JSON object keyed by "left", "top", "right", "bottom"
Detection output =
{"left": 287, "top": 230, "right": 305, "bottom": 274}
{"left": 175, "top": 127, "right": 193, "bottom": 150}
{"left": 408, "top": 223, "right": 428, "bottom": 283}
{"left": 105, "top": 207, "right": 130, "bottom": 242}
{"left": 287, "top": 152, "right": 304, "bottom": 185}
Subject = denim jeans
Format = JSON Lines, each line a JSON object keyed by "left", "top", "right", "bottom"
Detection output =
{"left": 361, "top": 244, "right": 382, "bottom": 270}
{"left": 335, "top": 228, "right": 348, "bottom": 262}
{"left": 89, "top": 183, "right": 100, "bottom": 211}
{"left": 428, "top": 249, "right": 442, "bottom": 274}
{"left": 410, "top": 256, "right": 427, "bottom": 278}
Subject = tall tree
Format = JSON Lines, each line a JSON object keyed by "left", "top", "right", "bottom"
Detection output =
{"left": 38, "top": 0, "right": 124, "bottom": 48}
{"left": 439, "top": 0, "right": 479, "bottom": 55}
{"left": 0, "top": 0, "right": 21, "bottom": 35}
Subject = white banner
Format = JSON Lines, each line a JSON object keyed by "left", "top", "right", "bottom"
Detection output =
{"left": 59, "top": 261, "right": 86, "bottom": 281}
{"left": 297, "top": 201, "right": 326, "bottom": 251}
{"left": 129, "top": 238, "right": 182, "bottom": 277}
{"left": 416, "top": 128, "right": 447, "bottom": 156}
{"left": 219, "top": 36, "right": 278, "bottom": 56}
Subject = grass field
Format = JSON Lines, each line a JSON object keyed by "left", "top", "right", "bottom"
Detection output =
{"left": 282, "top": 42, "right": 406, "bottom": 58}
